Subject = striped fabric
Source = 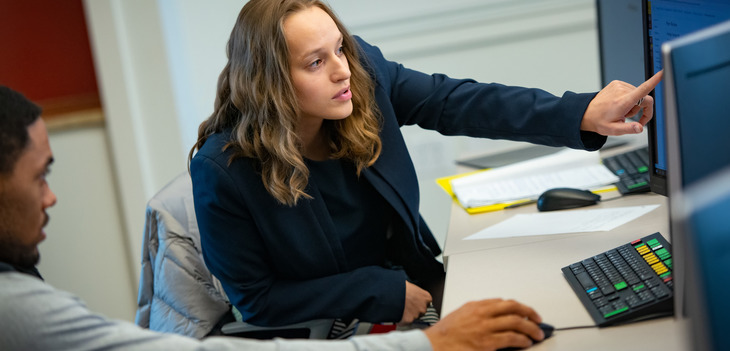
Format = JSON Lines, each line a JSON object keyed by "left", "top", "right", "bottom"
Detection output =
{"left": 328, "top": 304, "right": 439, "bottom": 339}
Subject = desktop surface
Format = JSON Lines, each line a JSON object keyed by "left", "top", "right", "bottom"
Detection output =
{"left": 442, "top": 241, "right": 686, "bottom": 351}
{"left": 441, "top": 193, "right": 685, "bottom": 350}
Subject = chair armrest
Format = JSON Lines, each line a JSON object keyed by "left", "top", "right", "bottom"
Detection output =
{"left": 220, "top": 319, "right": 334, "bottom": 340}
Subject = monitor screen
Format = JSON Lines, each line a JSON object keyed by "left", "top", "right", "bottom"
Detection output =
{"left": 663, "top": 18, "right": 730, "bottom": 351}
{"left": 664, "top": 23, "right": 730, "bottom": 189}
{"left": 596, "top": 0, "right": 646, "bottom": 87}
{"left": 642, "top": 0, "right": 730, "bottom": 196}
{"left": 680, "top": 169, "right": 730, "bottom": 351}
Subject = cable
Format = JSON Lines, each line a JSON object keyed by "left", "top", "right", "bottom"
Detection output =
{"left": 554, "top": 325, "right": 598, "bottom": 332}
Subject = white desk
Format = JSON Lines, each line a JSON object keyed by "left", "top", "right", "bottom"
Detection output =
{"left": 442, "top": 136, "right": 654, "bottom": 258}
{"left": 442, "top": 190, "right": 667, "bottom": 258}
{"left": 440, "top": 188, "right": 689, "bottom": 350}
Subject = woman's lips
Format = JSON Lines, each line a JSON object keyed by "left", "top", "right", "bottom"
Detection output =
{"left": 333, "top": 87, "right": 352, "bottom": 100}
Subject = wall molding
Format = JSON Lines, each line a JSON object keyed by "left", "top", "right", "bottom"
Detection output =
{"left": 347, "top": 0, "right": 595, "bottom": 61}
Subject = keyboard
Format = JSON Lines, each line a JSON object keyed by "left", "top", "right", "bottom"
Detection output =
{"left": 602, "top": 147, "right": 651, "bottom": 194}
{"left": 562, "top": 232, "right": 674, "bottom": 327}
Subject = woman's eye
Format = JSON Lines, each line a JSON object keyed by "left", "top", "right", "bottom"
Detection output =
{"left": 336, "top": 46, "right": 344, "bottom": 55}
{"left": 310, "top": 59, "right": 322, "bottom": 68}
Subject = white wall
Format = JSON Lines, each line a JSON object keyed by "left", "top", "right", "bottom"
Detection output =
{"left": 41, "top": 115, "right": 137, "bottom": 322}
{"left": 83, "top": 0, "right": 189, "bottom": 282}
{"left": 53, "top": 0, "right": 601, "bottom": 321}
{"left": 156, "top": 0, "right": 243, "bottom": 154}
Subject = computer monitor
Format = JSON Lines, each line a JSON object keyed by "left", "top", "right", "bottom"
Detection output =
{"left": 663, "top": 19, "right": 730, "bottom": 190}
{"left": 670, "top": 166, "right": 730, "bottom": 351}
{"left": 596, "top": 0, "right": 646, "bottom": 87}
{"left": 675, "top": 168, "right": 730, "bottom": 351}
{"left": 642, "top": 0, "right": 730, "bottom": 196}
{"left": 663, "top": 18, "right": 730, "bottom": 351}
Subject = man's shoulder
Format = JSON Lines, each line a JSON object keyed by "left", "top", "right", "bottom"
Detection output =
{"left": 0, "top": 270, "right": 48, "bottom": 291}
{"left": 0, "top": 271, "right": 53, "bottom": 310}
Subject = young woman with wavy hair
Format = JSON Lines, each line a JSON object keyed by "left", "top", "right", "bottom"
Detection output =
{"left": 190, "top": 0, "right": 380, "bottom": 206}
{"left": 189, "top": 0, "right": 661, "bottom": 335}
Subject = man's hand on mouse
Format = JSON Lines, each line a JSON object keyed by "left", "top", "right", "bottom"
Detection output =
{"left": 424, "top": 298, "right": 544, "bottom": 351}
{"left": 581, "top": 70, "right": 664, "bottom": 136}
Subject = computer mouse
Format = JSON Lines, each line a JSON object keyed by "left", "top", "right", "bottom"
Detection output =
{"left": 537, "top": 187, "right": 601, "bottom": 211}
{"left": 538, "top": 322, "right": 555, "bottom": 340}
{"left": 497, "top": 322, "right": 555, "bottom": 350}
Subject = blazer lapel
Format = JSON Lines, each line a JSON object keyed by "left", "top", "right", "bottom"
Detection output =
{"left": 364, "top": 110, "right": 421, "bottom": 235}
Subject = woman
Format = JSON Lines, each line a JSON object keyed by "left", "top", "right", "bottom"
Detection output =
{"left": 189, "top": 0, "right": 659, "bottom": 330}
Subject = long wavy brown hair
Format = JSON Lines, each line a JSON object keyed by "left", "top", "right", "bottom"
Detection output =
{"left": 189, "top": 0, "right": 382, "bottom": 206}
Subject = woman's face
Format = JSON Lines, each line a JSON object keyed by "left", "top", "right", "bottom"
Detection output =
{"left": 283, "top": 6, "right": 353, "bottom": 127}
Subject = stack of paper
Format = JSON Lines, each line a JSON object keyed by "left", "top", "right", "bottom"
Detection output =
{"left": 450, "top": 149, "right": 619, "bottom": 209}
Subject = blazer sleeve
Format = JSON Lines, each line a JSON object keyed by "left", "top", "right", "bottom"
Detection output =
{"left": 191, "top": 154, "right": 408, "bottom": 326}
{"left": 356, "top": 37, "right": 606, "bottom": 151}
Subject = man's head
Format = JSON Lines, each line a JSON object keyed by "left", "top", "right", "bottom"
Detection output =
{"left": 0, "top": 86, "right": 56, "bottom": 268}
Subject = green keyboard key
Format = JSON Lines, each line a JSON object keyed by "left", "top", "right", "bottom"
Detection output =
{"left": 604, "top": 306, "right": 629, "bottom": 319}
{"left": 614, "top": 281, "right": 628, "bottom": 290}
{"left": 656, "top": 248, "right": 671, "bottom": 260}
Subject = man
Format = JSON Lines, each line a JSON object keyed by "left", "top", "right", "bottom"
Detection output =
{"left": 0, "top": 86, "right": 545, "bottom": 350}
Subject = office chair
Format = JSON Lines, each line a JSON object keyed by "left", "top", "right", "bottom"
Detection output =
{"left": 135, "top": 172, "right": 333, "bottom": 339}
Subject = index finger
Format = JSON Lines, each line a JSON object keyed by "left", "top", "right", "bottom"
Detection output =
{"left": 628, "top": 70, "right": 664, "bottom": 101}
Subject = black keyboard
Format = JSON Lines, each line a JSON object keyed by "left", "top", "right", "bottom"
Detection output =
{"left": 602, "top": 147, "right": 651, "bottom": 194}
{"left": 562, "top": 232, "right": 674, "bottom": 327}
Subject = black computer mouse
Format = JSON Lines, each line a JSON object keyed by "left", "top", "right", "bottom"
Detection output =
{"left": 538, "top": 322, "right": 555, "bottom": 339}
{"left": 537, "top": 187, "right": 601, "bottom": 211}
{"left": 497, "top": 323, "right": 555, "bottom": 350}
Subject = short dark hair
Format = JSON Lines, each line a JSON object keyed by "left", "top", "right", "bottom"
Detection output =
{"left": 0, "top": 86, "right": 42, "bottom": 175}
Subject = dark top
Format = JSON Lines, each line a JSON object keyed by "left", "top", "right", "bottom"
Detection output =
{"left": 190, "top": 36, "right": 605, "bottom": 326}
{"left": 306, "top": 158, "right": 392, "bottom": 269}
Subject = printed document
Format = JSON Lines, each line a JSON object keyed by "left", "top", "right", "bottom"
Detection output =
{"left": 451, "top": 149, "right": 619, "bottom": 208}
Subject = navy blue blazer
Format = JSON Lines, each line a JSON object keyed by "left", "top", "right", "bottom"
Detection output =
{"left": 191, "top": 37, "right": 605, "bottom": 326}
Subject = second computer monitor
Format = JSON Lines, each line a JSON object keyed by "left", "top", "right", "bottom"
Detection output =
{"left": 596, "top": 0, "right": 645, "bottom": 87}
{"left": 642, "top": 0, "right": 730, "bottom": 196}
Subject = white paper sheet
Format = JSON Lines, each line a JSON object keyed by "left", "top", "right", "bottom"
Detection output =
{"left": 450, "top": 149, "right": 619, "bottom": 208}
{"left": 464, "top": 205, "right": 660, "bottom": 240}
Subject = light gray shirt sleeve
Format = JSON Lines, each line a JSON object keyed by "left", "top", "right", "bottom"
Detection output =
{"left": 0, "top": 272, "right": 433, "bottom": 351}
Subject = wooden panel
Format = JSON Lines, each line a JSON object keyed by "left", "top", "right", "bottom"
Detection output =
{"left": 0, "top": 0, "right": 100, "bottom": 118}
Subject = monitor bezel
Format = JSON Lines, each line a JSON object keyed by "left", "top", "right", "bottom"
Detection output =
{"left": 642, "top": 0, "right": 669, "bottom": 197}
{"left": 661, "top": 23, "right": 684, "bottom": 321}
